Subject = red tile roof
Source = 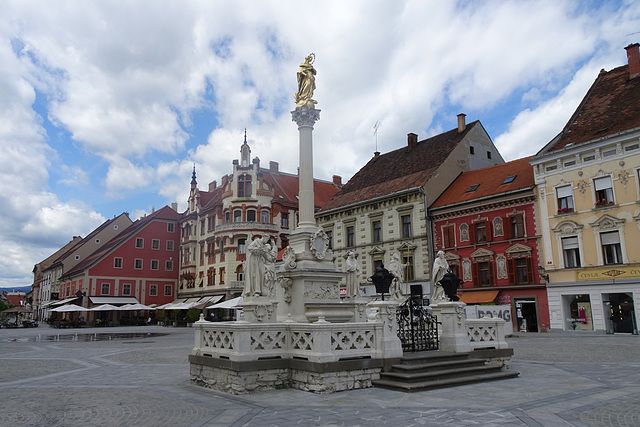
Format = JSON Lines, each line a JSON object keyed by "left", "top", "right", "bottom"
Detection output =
{"left": 545, "top": 64, "right": 640, "bottom": 153}
{"left": 320, "top": 122, "right": 480, "bottom": 211}
{"left": 430, "top": 156, "right": 534, "bottom": 209}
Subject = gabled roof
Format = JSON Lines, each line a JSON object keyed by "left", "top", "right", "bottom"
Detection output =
{"left": 61, "top": 206, "right": 180, "bottom": 279}
{"left": 541, "top": 63, "right": 640, "bottom": 154}
{"left": 320, "top": 122, "right": 480, "bottom": 211}
{"left": 34, "top": 236, "right": 83, "bottom": 273}
{"left": 430, "top": 156, "right": 534, "bottom": 209}
{"left": 49, "top": 214, "right": 132, "bottom": 268}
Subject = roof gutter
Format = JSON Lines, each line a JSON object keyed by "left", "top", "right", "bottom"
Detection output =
{"left": 316, "top": 186, "right": 424, "bottom": 216}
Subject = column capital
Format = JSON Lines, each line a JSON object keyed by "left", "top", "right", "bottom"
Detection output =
{"left": 291, "top": 106, "right": 320, "bottom": 128}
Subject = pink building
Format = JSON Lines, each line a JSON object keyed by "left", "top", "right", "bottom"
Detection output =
{"left": 430, "top": 157, "right": 550, "bottom": 332}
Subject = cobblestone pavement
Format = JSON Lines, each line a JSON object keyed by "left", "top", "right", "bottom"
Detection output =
{"left": 1, "top": 325, "right": 638, "bottom": 426}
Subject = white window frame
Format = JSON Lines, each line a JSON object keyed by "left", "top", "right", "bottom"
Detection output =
{"left": 555, "top": 185, "right": 574, "bottom": 212}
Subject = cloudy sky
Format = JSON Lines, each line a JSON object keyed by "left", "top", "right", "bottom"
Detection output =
{"left": 1, "top": 0, "right": 639, "bottom": 287}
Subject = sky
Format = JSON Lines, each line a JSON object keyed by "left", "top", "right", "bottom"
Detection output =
{"left": 1, "top": 0, "right": 639, "bottom": 288}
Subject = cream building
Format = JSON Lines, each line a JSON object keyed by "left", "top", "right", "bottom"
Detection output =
{"left": 530, "top": 43, "right": 640, "bottom": 334}
{"left": 316, "top": 115, "right": 504, "bottom": 298}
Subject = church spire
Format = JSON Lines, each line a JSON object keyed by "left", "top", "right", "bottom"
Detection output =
{"left": 190, "top": 164, "right": 197, "bottom": 188}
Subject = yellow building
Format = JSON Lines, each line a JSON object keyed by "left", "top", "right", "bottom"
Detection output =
{"left": 530, "top": 43, "right": 640, "bottom": 333}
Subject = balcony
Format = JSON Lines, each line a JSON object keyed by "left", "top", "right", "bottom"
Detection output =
{"left": 215, "top": 222, "right": 279, "bottom": 233}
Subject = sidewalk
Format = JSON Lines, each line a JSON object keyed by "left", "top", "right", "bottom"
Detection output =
{"left": 1, "top": 325, "right": 638, "bottom": 426}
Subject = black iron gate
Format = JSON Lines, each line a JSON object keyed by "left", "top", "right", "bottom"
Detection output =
{"left": 396, "top": 296, "right": 439, "bottom": 352}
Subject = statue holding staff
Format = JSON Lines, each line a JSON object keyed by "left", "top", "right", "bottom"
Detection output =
{"left": 294, "top": 53, "right": 317, "bottom": 108}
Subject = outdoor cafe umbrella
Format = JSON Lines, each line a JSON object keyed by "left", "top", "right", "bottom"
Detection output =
{"left": 51, "top": 304, "right": 89, "bottom": 312}
{"left": 1, "top": 305, "right": 31, "bottom": 325}
{"left": 119, "top": 303, "right": 155, "bottom": 311}
{"left": 90, "top": 304, "right": 120, "bottom": 311}
{"left": 206, "top": 296, "right": 243, "bottom": 309}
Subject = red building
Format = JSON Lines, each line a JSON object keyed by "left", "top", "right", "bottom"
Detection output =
{"left": 430, "top": 157, "right": 550, "bottom": 332}
{"left": 58, "top": 206, "right": 181, "bottom": 321}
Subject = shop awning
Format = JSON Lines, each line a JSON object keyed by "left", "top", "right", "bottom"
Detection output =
{"left": 89, "top": 296, "right": 140, "bottom": 305}
{"left": 193, "top": 295, "right": 223, "bottom": 309}
{"left": 50, "top": 297, "right": 79, "bottom": 307}
{"left": 458, "top": 290, "right": 499, "bottom": 304}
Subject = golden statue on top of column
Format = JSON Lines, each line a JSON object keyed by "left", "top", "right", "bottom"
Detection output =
{"left": 294, "top": 53, "right": 317, "bottom": 108}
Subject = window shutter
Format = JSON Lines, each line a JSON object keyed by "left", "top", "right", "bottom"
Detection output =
{"left": 488, "top": 261, "right": 495, "bottom": 285}
{"left": 505, "top": 218, "right": 512, "bottom": 239}
{"left": 507, "top": 259, "right": 515, "bottom": 284}
{"left": 526, "top": 258, "right": 533, "bottom": 283}
{"left": 487, "top": 221, "right": 493, "bottom": 241}
{"left": 470, "top": 224, "right": 476, "bottom": 244}
{"left": 472, "top": 263, "right": 479, "bottom": 286}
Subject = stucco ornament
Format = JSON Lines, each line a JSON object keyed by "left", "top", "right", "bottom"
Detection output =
{"left": 294, "top": 53, "right": 317, "bottom": 108}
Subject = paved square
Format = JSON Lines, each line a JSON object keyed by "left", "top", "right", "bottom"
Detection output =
{"left": 1, "top": 325, "right": 638, "bottom": 426}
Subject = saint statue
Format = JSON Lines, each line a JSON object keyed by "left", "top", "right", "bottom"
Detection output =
{"left": 294, "top": 54, "right": 317, "bottom": 108}
{"left": 388, "top": 252, "right": 407, "bottom": 300}
{"left": 431, "top": 250, "right": 449, "bottom": 302}
{"left": 263, "top": 241, "right": 277, "bottom": 297}
{"left": 243, "top": 235, "right": 273, "bottom": 297}
{"left": 344, "top": 251, "right": 361, "bottom": 298}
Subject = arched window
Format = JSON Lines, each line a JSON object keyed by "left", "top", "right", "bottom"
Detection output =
{"left": 234, "top": 210, "right": 242, "bottom": 223}
{"left": 238, "top": 174, "right": 252, "bottom": 198}
{"left": 261, "top": 210, "right": 270, "bottom": 223}
{"left": 236, "top": 264, "right": 244, "bottom": 281}
{"left": 246, "top": 210, "right": 256, "bottom": 222}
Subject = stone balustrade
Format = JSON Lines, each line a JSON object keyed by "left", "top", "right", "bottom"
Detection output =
{"left": 193, "top": 319, "right": 385, "bottom": 363}
{"left": 466, "top": 318, "right": 508, "bottom": 350}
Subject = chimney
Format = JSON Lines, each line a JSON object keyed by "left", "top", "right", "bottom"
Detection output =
{"left": 457, "top": 113, "right": 466, "bottom": 133}
{"left": 332, "top": 175, "right": 342, "bottom": 185}
{"left": 407, "top": 133, "right": 418, "bottom": 150}
{"left": 171, "top": 202, "right": 178, "bottom": 212}
{"left": 625, "top": 43, "right": 640, "bottom": 78}
{"left": 270, "top": 161, "right": 279, "bottom": 174}
{"left": 208, "top": 180, "right": 217, "bottom": 191}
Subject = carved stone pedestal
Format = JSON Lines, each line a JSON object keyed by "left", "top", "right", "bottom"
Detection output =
{"left": 241, "top": 296, "right": 278, "bottom": 323}
{"left": 431, "top": 301, "right": 471, "bottom": 353}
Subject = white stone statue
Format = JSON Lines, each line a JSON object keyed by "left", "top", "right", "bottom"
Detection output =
{"left": 388, "top": 252, "right": 406, "bottom": 300}
{"left": 243, "top": 235, "right": 272, "bottom": 297}
{"left": 431, "top": 250, "right": 449, "bottom": 302}
{"left": 263, "top": 241, "right": 277, "bottom": 297}
{"left": 344, "top": 251, "right": 361, "bottom": 298}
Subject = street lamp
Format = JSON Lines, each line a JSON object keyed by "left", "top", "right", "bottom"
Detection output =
{"left": 439, "top": 270, "right": 461, "bottom": 301}
{"left": 537, "top": 266, "right": 549, "bottom": 283}
{"left": 369, "top": 264, "right": 393, "bottom": 301}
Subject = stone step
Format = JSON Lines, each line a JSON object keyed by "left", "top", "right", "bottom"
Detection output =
{"left": 372, "top": 370, "right": 520, "bottom": 392}
{"left": 390, "top": 358, "right": 486, "bottom": 372}
{"left": 380, "top": 363, "right": 504, "bottom": 383}
{"left": 399, "top": 351, "right": 469, "bottom": 365}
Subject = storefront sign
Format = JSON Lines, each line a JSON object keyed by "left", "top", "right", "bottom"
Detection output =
{"left": 576, "top": 266, "right": 640, "bottom": 281}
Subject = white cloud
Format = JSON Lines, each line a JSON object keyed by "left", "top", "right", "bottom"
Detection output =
{"left": 1, "top": 0, "right": 640, "bottom": 286}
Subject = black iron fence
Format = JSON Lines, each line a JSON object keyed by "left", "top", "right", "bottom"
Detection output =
{"left": 396, "top": 296, "right": 439, "bottom": 352}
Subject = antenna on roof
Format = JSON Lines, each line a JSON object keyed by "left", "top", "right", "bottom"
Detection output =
{"left": 373, "top": 121, "right": 380, "bottom": 152}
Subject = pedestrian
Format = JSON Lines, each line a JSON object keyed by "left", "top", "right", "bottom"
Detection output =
{"left": 146, "top": 317, "right": 151, "bottom": 325}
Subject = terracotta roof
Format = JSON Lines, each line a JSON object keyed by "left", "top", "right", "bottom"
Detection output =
{"left": 320, "top": 122, "right": 479, "bottom": 211}
{"left": 430, "top": 156, "right": 534, "bottom": 209}
{"left": 545, "top": 64, "right": 640, "bottom": 153}
{"left": 62, "top": 206, "right": 180, "bottom": 279}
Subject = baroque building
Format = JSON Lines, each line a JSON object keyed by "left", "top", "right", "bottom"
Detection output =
{"left": 430, "top": 157, "right": 549, "bottom": 332}
{"left": 530, "top": 43, "right": 640, "bottom": 333}
{"left": 178, "top": 133, "right": 341, "bottom": 303}
{"left": 316, "top": 115, "right": 504, "bottom": 297}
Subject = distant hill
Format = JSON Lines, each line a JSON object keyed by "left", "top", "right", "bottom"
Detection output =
{"left": 0, "top": 286, "right": 31, "bottom": 294}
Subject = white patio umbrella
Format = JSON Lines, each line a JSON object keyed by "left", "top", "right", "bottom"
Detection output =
{"left": 207, "top": 296, "right": 243, "bottom": 309}
{"left": 51, "top": 304, "right": 89, "bottom": 312}
{"left": 90, "top": 304, "right": 120, "bottom": 311}
{"left": 119, "top": 303, "right": 155, "bottom": 310}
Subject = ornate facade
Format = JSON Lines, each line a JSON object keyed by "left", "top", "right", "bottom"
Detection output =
{"left": 430, "top": 157, "right": 549, "bottom": 332}
{"left": 178, "top": 134, "right": 341, "bottom": 303}
{"left": 530, "top": 43, "right": 640, "bottom": 333}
